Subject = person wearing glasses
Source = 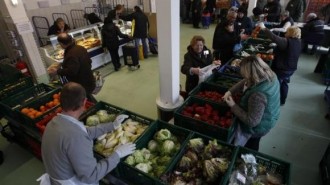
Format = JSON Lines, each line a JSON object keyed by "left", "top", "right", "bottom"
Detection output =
{"left": 223, "top": 56, "right": 280, "bottom": 151}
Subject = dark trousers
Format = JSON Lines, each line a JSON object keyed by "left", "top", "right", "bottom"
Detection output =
{"left": 244, "top": 137, "right": 261, "bottom": 151}
{"left": 192, "top": 12, "right": 201, "bottom": 28}
{"left": 184, "top": 3, "right": 191, "bottom": 21}
{"left": 274, "top": 70, "right": 295, "bottom": 104}
{"left": 108, "top": 47, "right": 121, "bottom": 70}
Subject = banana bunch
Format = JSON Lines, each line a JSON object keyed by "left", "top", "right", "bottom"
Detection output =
{"left": 94, "top": 118, "right": 149, "bottom": 157}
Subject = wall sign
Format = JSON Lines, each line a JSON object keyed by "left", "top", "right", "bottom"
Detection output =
{"left": 15, "top": 22, "right": 34, "bottom": 34}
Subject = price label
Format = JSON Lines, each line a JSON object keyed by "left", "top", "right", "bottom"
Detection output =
{"left": 236, "top": 172, "right": 246, "bottom": 184}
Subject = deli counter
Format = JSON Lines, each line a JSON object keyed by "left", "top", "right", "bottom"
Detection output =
{"left": 39, "top": 21, "right": 132, "bottom": 70}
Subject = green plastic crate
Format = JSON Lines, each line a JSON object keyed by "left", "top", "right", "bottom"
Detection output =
{"left": 116, "top": 120, "right": 192, "bottom": 185}
{"left": 189, "top": 82, "right": 228, "bottom": 106}
{"left": 0, "top": 76, "right": 34, "bottom": 101}
{"left": 174, "top": 96, "right": 235, "bottom": 142}
{"left": 160, "top": 132, "right": 238, "bottom": 185}
{"left": 15, "top": 89, "right": 62, "bottom": 129}
{"left": 223, "top": 146, "right": 291, "bottom": 185}
{"left": 0, "top": 84, "right": 58, "bottom": 119}
{"left": 79, "top": 101, "right": 125, "bottom": 124}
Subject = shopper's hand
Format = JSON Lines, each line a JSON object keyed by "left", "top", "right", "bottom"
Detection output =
{"left": 191, "top": 67, "right": 200, "bottom": 75}
{"left": 113, "top": 114, "right": 129, "bottom": 129}
{"left": 114, "top": 143, "right": 136, "bottom": 158}
{"left": 257, "top": 22, "right": 266, "bottom": 30}
{"left": 47, "top": 67, "right": 57, "bottom": 75}
{"left": 213, "top": 60, "right": 221, "bottom": 65}
{"left": 225, "top": 95, "right": 236, "bottom": 107}
{"left": 222, "top": 91, "right": 232, "bottom": 100}
{"left": 240, "top": 34, "right": 249, "bottom": 40}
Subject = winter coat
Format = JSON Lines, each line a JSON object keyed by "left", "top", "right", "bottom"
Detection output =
{"left": 263, "top": 1, "right": 281, "bottom": 22}
{"left": 237, "top": 16, "right": 253, "bottom": 34}
{"left": 212, "top": 25, "right": 241, "bottom": 64}
{"left": 47, "top": 22, "right": 70, "bottom": 36}
{"left": 57, "top": 44, "right": 95, "bottom": 94}
{"left": 285, "top": 0, "right": 304, "bottom": 22}
{"left": 181, "top": 45, "right": 213, "bottom": 93}
{"left": 101, "top": 22, "right": 129, "bottom": 50}
{"left": 302, "top": 17, "right": 325, "bottom": 38}
{"left": 121, "top": 11, "right": 149, "bottom": 38}
{"left": 264, "top": 29, "right": 301, "bottom": 72}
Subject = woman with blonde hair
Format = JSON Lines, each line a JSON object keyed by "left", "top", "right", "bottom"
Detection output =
{"left": 259, "top": 24, "right": 301, "bottom": 105}
{"left": 181, "top": 35, "right": 221, "bottom": 93}
{"left": 223, "top": 56, "right": 280, "bottom": 151}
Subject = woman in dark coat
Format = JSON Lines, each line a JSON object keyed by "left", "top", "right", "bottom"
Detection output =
{"left": 181, "top": 35, "right": 221, "bottom": 93}
{"left": 102, "top": 17, "right": 130, "bottom": 71}
{"left": 213, "top": 20, "right": 248, "bottom": 64}
{"left": 260, "top": 24, "right": 301, "bottom": 105}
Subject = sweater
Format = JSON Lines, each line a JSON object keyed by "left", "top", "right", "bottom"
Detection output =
{"left": 42, "top": 114, "right": 120, "bottom": 184}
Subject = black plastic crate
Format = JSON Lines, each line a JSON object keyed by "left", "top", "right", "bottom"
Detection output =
{"left": 160, "top": 132, "right": 238, "bottom": 185}
{"left": 174, "top": 96, "right": 235, "bottom": 142}
{"left": 0, "top": 84, "right": 58, "bottom": 119}
{"left": 223, "top": 146, "right": 291, "bottom": 185}
{"left": 116, "top": 120, "right": 192, "bottom": 185}
{"left": 244, "top": 38, "right": 272, "bottom": 46}
{"left": 0, "top": 76, "right": 34, "bottom": 101}
{"left": 206, "top": 73, "right": 242, "bottom": 91}
{"left": 189, "top": 82, "right": 227, "bottom": 106}
{"left": 79, "top": 101, "right": 125, "bottom": 124}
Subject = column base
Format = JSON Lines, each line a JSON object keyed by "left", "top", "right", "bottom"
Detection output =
{"left": 156, "top": 96, "right": 184, "bottom": 122}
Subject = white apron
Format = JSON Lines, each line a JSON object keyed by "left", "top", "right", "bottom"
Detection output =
{"left": 37, "top": 173, "right": 98, "bottom": 185}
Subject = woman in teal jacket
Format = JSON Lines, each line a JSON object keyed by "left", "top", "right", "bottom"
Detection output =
{"left": 223, "top": 56, "right": 280, "bottom": 151}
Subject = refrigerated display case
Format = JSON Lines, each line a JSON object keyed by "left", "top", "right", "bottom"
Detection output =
{"left": 39, "top": 21, "right": 131, "bottom": 70}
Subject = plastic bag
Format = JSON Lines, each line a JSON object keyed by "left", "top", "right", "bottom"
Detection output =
{"left": 198, "top": 64, "right": 218, "bottom": 84}
{"left": 92, "top": 71, "right": 104, "bottom": 95}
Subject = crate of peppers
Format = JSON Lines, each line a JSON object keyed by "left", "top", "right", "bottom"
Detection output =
{"left": 174, "top": 96, "right": 235, "bottom": 142}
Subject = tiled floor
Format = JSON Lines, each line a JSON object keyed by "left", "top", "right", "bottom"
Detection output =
{"left": 0, "top": 23, "right": 329, "bottom": 185}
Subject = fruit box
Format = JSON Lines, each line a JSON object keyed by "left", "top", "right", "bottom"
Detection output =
{"left": 15, "top": 89, "right": 62, "bottom": 129}
{"left": 116, "top": 120, "right": 192, "bottom": 185}
{"left": 79, "top": 101, "right": 125, "bottom": 124}
{"left": 223, "top": 146, "right": 291, "bottom": 185}
{"left": 93, "top": 110, "right": 155, "bottom": 158}
{"left": 189, "top": 82, "right": 228, "bottom": 106}
{"left": 36, "top": 101, "right": 94, "bottom": 135}
{"left": 174, "top": 96, "right": 235, "bottom": 143}
{"left": 0, "top": 83, "right": 59, "bottom": 120}
{"left": 206, "top": 73, "right": 242, "bottom": 90}
{"left": 0, "top": 76, "right": 34, "bottom": 101}
{"left": 160, "top": 132, "right": 238, "bottom": 185}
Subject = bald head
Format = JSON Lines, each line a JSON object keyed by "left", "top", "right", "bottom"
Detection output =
{"left": 60, "top": 82, "right": 86, "bottom": 112}
{"left": 57, "top": 33, "right": 73, "bottom": 46}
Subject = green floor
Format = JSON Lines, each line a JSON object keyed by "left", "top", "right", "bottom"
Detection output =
{"left": 1, "top": 23, "right": 330, "bottom": 185}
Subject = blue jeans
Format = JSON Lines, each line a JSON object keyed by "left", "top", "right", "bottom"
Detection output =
{"left": 134, "top": 38, "right": 148, "bottom": 58}
{"left": 274, "top": 70, "right": 295, "bottom": 104}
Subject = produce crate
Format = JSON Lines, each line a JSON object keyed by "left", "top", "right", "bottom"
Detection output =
{"left": 36, "top": 101, "right": 94, "bottom": 135}
{"left": 244, "top": 38, "right": 272, "bottom": 46}
{"left": 16, "top": 89, "right": 62, "bottom": 129}
{"left": 79, "top": 101, "right": 125, "bottom": 124}
{"left": 189, "top": 82, "right": 227, "bottom": 106}
{"left": 116, "top": 120, "right": 192, "bottom": 185}
{"left": 0, "top": 76, "right": 34, "bottom": 101}
{"left": 93, "top": 110, "right": 155, "bottom": 158}
{"left": 206, "top": 73, "right": 241, "bottom": 90}
{"left": 174, "top": 96, "right": 235, "bottom": 142}
{"left": 0, "top": 84, "right": 58, "bottom": 119}
{"left": 223, "top": 146, "right": 291, "bottom": 185}
{"left": 160, "top": 132, "right": 238, "bottom": 185}
{"left": 219, "top": 65, "right": 242, "bottom": 79}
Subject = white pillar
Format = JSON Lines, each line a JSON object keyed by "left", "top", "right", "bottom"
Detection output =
{"left": 0, "top": 0, "right": 48, "bottom": 84}
{"left": 247, "top": 0, "right": 257, "bottom": 17}
{"left": 155, "top": 0, "right": 184, "bottom": 119}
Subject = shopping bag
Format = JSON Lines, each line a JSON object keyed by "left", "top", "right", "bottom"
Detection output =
{"left": 198, "top": 64, "right": 218, "bottom": 84}
{"left": 233, "top": 43, "right": 242, "bottom": 53}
